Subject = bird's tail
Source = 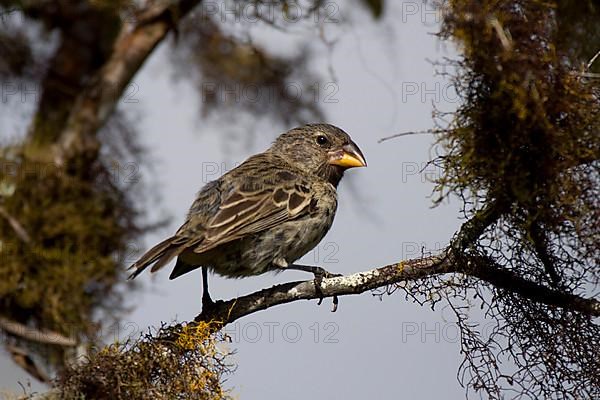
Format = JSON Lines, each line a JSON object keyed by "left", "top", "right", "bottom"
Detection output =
{"left": 127, "top": 236, "right": 184, "bottom": 280}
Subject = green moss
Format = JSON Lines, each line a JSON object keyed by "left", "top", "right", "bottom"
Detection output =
{"left": 0, "top": 151, "right": 144, "bottom": 370}
{"left": 435, "top": 0, "right": 599, "bottom": 243}
{"left": 59, "top": 323, "right": 232, "bottom": 399}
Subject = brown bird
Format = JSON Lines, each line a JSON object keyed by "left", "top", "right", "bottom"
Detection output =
{"left": 128, "top": 124, "right": 366, "bottom": 307}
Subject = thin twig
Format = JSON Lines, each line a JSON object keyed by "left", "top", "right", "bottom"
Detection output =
{"left": 0, "top": 317, "right": 77, "bottom": 347}
{"left": 489, "top": 17, "right": 512, "bottom": 51}
{"left": 0, "top": 206, "right": 31, "bottom": 244}
{"left": 586, "top": 48, "right": 600, "bottom": 70}
{"left": 378, "top": 129, "right": 445, "bottom": 143}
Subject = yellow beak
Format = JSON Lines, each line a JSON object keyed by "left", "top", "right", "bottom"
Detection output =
{"left": 328, "top": 142, "right": 367, "bottom": 168}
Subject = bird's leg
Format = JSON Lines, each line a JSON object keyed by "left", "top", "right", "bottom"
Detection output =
{"left": 202, "top": 266, "right": 215, "bottom": 310}
{"left": 287, "top": 264, "right": 342, "bottom": 279}
{"left": 274, "top": 258, "right": 341, "bottom": 312}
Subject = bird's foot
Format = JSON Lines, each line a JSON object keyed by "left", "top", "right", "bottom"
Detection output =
{"left": 284, "top": 263, "right": 342, "bottom": 312}
{"left": 312, "top": 267, "right": 342, "bottom": 312}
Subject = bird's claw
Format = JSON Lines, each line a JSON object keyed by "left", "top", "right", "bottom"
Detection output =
{"left": 312, "top": 268, "right": 342, "bottom": 312}
{"left": 332, "top": 295, "right": 339, "bottom": 312}
{"left": 312, "top": 266, "right": 343, "bottom": 280}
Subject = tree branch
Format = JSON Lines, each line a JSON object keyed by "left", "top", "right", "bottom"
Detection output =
{"left": 56, "top": 0, "right": 204, "bottom": 162}
{"left": 0, "top": 317, "right": 77, "bottom": 347}
{"left": 194, "top": 251, "right": 600, "bottom": 327}
{"left": 466, "top": 255, "right": 600, "bottom": 316}
{"left": 450, "top": 199, "right": 507, "bottom": 253}
{"left": 195, "top": 253, "right": 452, "bottom": 324}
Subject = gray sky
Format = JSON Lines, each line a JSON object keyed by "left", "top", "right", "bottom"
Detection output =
{"left": 1, "top": 1, "right": 474, "bottom": 398}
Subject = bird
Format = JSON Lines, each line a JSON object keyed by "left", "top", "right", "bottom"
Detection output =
{"left": 127, "top": 123, "right": 366, "bottom": 307}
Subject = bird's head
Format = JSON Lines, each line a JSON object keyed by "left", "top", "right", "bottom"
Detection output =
{"left": 270, "top": 124, "right": 367, "bottom": 186}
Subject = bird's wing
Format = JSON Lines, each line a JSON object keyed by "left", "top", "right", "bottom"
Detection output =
{"left": 128, "top": 158, "right": 318, "bottom": 278}
{"left": 189, "top": 170, "right": 315, "bottom": 254}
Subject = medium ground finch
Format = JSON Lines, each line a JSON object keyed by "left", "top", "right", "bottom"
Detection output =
{"left": 128, "top": 124, "right": 366, "bottom": 306}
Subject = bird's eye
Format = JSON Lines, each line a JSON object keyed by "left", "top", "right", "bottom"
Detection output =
{"left": 316, "top": 135, "right": 329, "bottom": 146}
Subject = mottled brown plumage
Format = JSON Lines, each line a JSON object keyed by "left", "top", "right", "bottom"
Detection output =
{"left": 128, "top": 124, "right": 366, "bottom": 300}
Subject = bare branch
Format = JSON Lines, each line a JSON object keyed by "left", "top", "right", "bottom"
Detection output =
{"left": 56, "top": 0, "right": 203, "bottom": 162}
{"left": 378, "top": 129, "right": 443, "bottom": 143}
{"left": 194, "top": 251, "right": 600, "bottom": 327}
{"left": 196, "top": 254, "right": 452, "bottom": 324}
{"left": 0, "top": 317, "right": 77, "bottom": 347}
{"left": 586, "top": 48, "right": 600, "bottom": 70}
{"left": 466, "top": 255, "right": 600, "bottom": 317}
